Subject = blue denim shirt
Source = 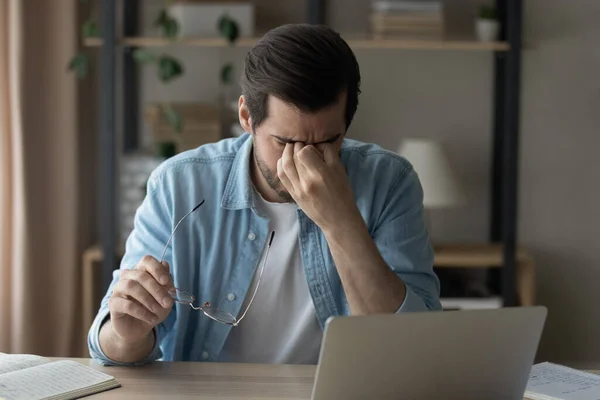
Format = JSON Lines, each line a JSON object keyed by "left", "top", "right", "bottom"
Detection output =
{"left": 88, "top": 133, "right": 441, "bottom": 366}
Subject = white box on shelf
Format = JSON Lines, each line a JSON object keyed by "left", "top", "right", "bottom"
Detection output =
{"left": 169, "top": 3, "right": 255, "bottom": 38}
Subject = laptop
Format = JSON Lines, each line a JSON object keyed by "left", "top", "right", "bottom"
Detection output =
{"left": 311, "top": 306, "right": 547, "bottom": 400}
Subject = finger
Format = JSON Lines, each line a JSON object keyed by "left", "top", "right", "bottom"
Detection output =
{"left": 297, "top": 145, "right": 327, "bottom": 175}
{"left": 122, "top": 268, "right": 173, "bottom": 309}
{"left": 277, "top": 158, "right": 294, "bottom": 194}
{"left": 137, "top": 255, "right": 173, "bottom": 287}
{"left": 293, "top": 142, "right": 310, "bottom": 178}
{"left": 293, "top": 142, "right": 305, "bottom": 159}
{"left": 109, "top": 295, "right": 158, "bottom": 325}
{"left": 160, "top": 261, "right": 174, "bottom": 288}
{"left": 322, "top": 144, "right": 340, "bottom": 166}
{"left": 113, "top": 276, "right": 165, "bottom": 317}
{"left": 312, "top": 145, "right": 326, "bottom": 162}
{"left": 281, "top": 143, "right": 299, "bottom": 188}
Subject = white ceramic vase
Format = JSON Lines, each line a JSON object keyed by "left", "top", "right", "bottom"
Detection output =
{"left": 475, "top": 18, "right": 499, "bottom": 42}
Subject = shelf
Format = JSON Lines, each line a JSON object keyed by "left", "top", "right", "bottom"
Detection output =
{"left": 84, "top": 36, "right": 510, "bottom": 51}
{"left": 433, "top": 243, "right": 533, "bottom": 268}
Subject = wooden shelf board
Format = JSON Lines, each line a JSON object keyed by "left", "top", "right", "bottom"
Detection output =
{"left": 433, "top": 243, "right": 533, "bottom": 268}
{"left": 84, "top": 37, "right": 510, "bottom": 51}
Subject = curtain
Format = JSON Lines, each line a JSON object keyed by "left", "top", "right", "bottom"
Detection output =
{"left": 0, "top": 0, "right": 91, "bottom": 357}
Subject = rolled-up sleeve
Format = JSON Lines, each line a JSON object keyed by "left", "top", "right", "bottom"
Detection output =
{"left": 395, "top": 284, "right": 431, "bottom": 313}
{"left": 87, "top": 168, "right": 176, "bottom": 366}
{"left": 372, "top": 166, "right": 442, "bottom": 312}
{"left": 87, "top": 274, "right": 164, "bottom": 366}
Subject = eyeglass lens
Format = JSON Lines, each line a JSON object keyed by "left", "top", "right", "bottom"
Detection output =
{"left": 169, "top": 288, "right": 237, "bottom": 324}
{"left": 162, "top": 200, "right": 275, "bottom": 327}
{"left": 168, "top": 287, "right": 195, "bottom": 304}
{"left": 202, "top": 308, "right": 237, "bottom": 325}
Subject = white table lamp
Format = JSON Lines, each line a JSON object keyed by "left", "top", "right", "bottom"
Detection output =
{"left": 397, "top": 138, "right": 466, "bottom": 209}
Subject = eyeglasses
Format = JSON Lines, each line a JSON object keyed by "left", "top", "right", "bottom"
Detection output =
{"left": 159, "top": 200, "right": 275, "bottom": 327}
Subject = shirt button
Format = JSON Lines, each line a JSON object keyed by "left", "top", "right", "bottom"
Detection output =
{"left": 247, "top": 232, "right": 256, "bottom": 240}
{"left": 227, "top": 293, "right": 236, "bottom": 301}
{"left": 201, "top": 351, "right": 209, "bottom": 360}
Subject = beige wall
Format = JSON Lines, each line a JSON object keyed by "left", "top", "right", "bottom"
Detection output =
{"left": 138, "top": 0, "right": 600, "bottom": 365}
{"left": 519, "top": 0, "right": 600, "bottom": 367}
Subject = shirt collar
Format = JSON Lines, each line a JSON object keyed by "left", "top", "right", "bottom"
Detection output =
{"left": 221, "top": 134, "right": 255, "bottom": 210}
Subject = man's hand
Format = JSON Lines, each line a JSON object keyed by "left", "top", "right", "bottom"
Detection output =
{"left": 107, "top": 256, "right": 175, "bottom": 344}
{"left": 277, "top": 142, "right": 408, "bottom": 315}
{"left": 277, "top": 142, "right": 362, "bottom": 232}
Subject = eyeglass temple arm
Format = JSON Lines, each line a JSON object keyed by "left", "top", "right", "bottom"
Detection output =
{"left": 160, "top": 200, "right": 205, "bottom": 264}
{"left": 235, "top": 231, "right": 275, "bottom": 326}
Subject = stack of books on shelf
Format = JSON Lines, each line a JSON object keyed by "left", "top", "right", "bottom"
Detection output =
{"left": 370, "top": 0, "right": 444, "bottom": 39}
{"left": 119, "top": 152, "right": 163, "bottom": 244}
{"left": 145, "top": 102, "right": 222, "bottom": 154}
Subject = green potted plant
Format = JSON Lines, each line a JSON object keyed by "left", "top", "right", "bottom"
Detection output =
{"left": 475, "top": 5, "right": 499, "bottom": 42}
{"left": 68, "top": 5, "right": 239, "bottom": 146}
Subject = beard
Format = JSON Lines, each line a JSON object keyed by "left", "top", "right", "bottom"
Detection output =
{"left": 253, "top": 144, "right": 295, "bottom": 203}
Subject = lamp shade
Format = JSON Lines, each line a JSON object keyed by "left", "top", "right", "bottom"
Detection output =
{"left": 397, "top": 138, "right": 466, "bottom": 208}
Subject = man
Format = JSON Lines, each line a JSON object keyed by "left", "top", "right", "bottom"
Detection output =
{"left": 88, "top": 23, "right": 441, "bottom": 366}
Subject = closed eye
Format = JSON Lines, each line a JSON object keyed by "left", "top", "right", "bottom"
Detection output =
{"left": 271, "top": 133, "right": 341, "bottom": 145}
{"left": 323, "top": 135, "right": 340, "bottom": 144}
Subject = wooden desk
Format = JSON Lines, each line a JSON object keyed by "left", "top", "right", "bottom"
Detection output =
{"left": 67, "top": 358, "right": 316, "bottom": 399}
{"left": 59, "top": 358, "right": 599, "bottom": 399}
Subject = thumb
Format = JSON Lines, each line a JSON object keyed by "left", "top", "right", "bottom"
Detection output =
{"left": 161, "top": 261, "right": 174, "bottom": 287}
{"left": 323, "top": 144, "right": 339, "bottom": 166}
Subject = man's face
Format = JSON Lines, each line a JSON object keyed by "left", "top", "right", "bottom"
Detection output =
{"left": 239, "top": 94, "right": 346, "bottom": 202}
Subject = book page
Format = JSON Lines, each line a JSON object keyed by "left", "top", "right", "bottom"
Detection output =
{"left": 0, "top": 353, "right": 49, "bottom": 375}
{"left": 0, "top": 359, "right": 117, "bottom": 400}
{"left": 526, "top": 362, "right": 600, "bottom": 400}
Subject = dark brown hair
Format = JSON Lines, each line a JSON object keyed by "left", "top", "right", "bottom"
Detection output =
{"left": 241, "top": 24, "right": 361, "bottom": 132}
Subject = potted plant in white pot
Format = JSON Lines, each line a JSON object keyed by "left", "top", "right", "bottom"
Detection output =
{"left": 475, "top": 5, "right": 499, "bottom": 42}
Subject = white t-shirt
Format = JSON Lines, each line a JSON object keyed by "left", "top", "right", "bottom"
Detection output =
{"left": 219, "top": 193, "right": 323, "bottom": 364}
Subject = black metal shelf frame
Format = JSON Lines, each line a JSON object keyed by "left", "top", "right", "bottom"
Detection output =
{"left": 99, "top": 0, "right": 523, "bottom": 306}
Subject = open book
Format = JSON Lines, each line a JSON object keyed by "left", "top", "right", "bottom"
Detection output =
{"left": 525, "top": 362, "right": 600, "bottom": 400}
{"left": 0, "top": 353, "right": 120, "bottom": 400}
